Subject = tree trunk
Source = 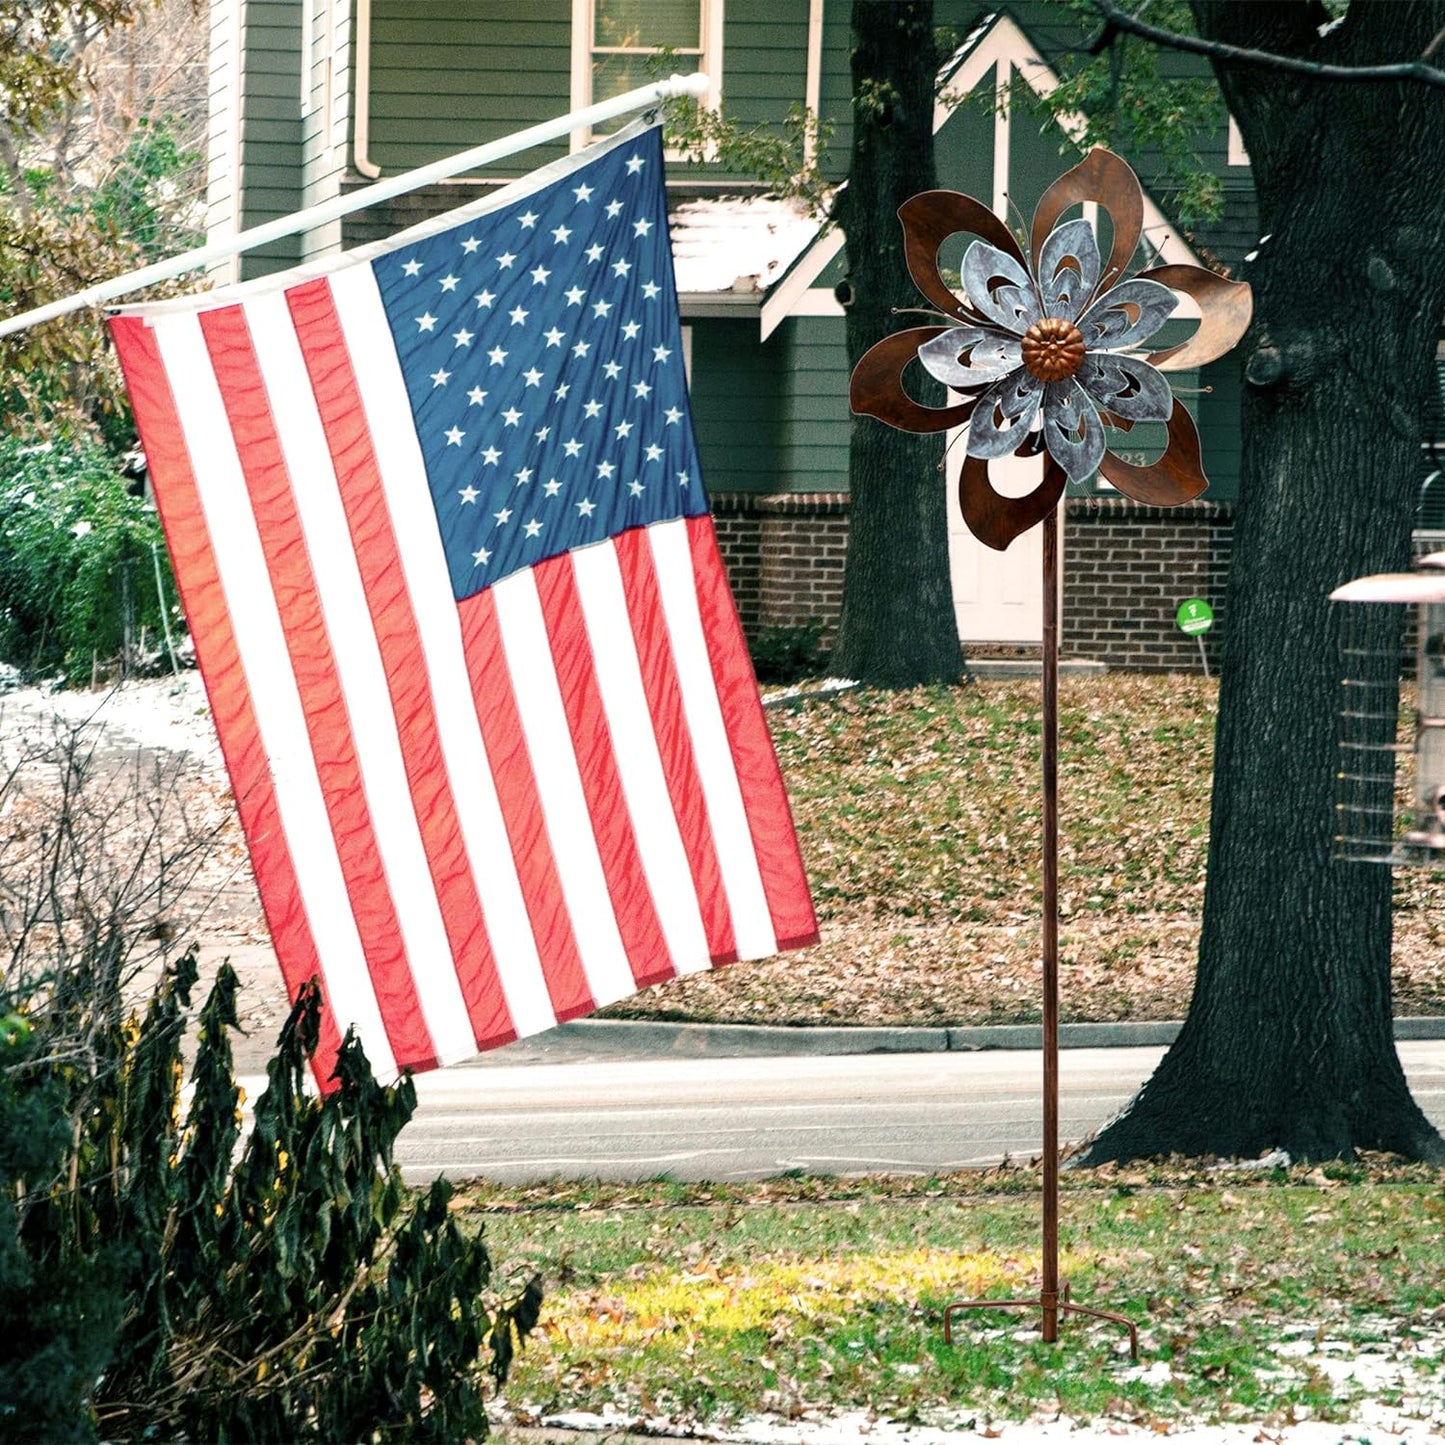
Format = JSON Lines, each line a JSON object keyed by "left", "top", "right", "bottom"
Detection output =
{"left": 831, "top": 0, "right": 966, "bottom": 688}
{"left": 1088, "top": 0, "right": 1445, "bottom": 1164}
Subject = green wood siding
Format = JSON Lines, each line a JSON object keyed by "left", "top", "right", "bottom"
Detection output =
{"left": 690, "top": 317, "right": 848, "bottom": 496}
{"left": 772, "top": 317, "right": 850, "bottom": 492}
{"left": 364, "top": 1, "right": 572, "bottom": 177}
{"left": 1197, "top": 358, "right": 1241, "bottom": 504}
{"left": 235, "top": 0, "right": 303, "bottom": 276}
{"left": 689, "top": 319, "right": 784, "bottom": 493}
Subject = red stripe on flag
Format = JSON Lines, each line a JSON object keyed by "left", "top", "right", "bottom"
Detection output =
{"left": 109, "top": 315, "right": 348, "bottom": 1081}
{"left": 456, "top": 587, "right": 596, "bottom": 1021}
{"left": 533, "top": 551, "right": 675, "bottom": 989}
{"left": 686, "top": 515, "right": 819, "bottom": 950}
{"left": 197, "top": 306, "right": 437, "bottom": 1070}
{"left": 612, "top": 526, "right": 737, "bottom": 964}
{"left": 286, "top": 278, "right": 517, "bottom": 1050}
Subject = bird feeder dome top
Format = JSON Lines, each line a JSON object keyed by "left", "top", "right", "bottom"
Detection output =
{"left": 1330, "top": 553, "right": 1445, "bottom": 604}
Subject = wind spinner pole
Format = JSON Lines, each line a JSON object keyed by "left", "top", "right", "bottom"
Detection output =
{"left": 846, "top": 147, "right": 1252, "bottom": 1360}
{"left": 940, "top": 507, "right": 1137, "bottom": 1356}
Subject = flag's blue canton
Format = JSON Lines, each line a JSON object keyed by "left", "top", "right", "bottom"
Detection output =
{"left": 373, "top": 128, "right": 708, "bottom": 603}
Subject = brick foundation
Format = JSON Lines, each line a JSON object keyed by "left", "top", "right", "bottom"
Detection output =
{"left": 711, "top": 491, "right": 1237, "bottom": 672}
{"left": 1061, "top": 497, "right": 1233, "bottom": 672}
{"left": 713, "top": 493, "right": 850, "bottom": 639}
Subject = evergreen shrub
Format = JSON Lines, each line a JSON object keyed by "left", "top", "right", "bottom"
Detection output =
{"left": 749, "top": 619, "right": 831, "bottom": 685}
{"left": 0, "top": 725, "right": 540, "bottom": 1442}
{"left": 0, "top": 436, "right": 177, "bottom": 681}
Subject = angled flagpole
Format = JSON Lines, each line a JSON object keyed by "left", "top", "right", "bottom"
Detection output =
{"left": 0, "top": 72, "right": 709, "bottom": 340}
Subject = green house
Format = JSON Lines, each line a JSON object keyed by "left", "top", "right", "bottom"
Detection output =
{"left": 205, "top": 1, "right": 1291, "bottom": 669}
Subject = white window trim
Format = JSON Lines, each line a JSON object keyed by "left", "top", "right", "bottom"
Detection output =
{"left": 569, "top": 0, "right": 723, "bottom": 152}
{"left": 1227, "top": 115, "right": 1250, "bottom": 166}
{"left": 301, "top": 0, "right": 351, "bottom": 152}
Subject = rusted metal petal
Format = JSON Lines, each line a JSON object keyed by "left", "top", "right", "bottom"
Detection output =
{"left": 1076, "top": 352, "right": 1173, "bottom": 424}
{"left": 958, "top": 452, "right": 1067, "bottom": 552}
{"left": 1037, "top": 218, "right": 1101, "bottom": 322}
{"left": 898, "top": 190, "right": 1027, "bottom": 325}
{"left": 968, "top": 370, "right": 1044, "bottom": 459}
{"left": 1041, "top": 378, "right": 1106, "bottom": 485}
{"left": 918, "top": 326, "right": 1022, "bottom": 387}
{"left": 1078, "top": 277, "right": 1177, "bottom": 351}
{"left": 1096, "top": 398, "right": 1209, "bottom": 505}
{"left": 849, "top": 325, "right": 980, "bottom": 434}
{"left": 1137, "top": 263, "right": 1254, "bottom": 372}
{"left": 1031, "top": 149, "right": 1143, "bottom": 299}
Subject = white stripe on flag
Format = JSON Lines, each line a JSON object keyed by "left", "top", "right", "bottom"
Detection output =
{"left": 490, "top": 567, "right": 638, "bottom": 1007}
{"left": 571, "top": 540, "right": 712, "bottom": 975}
{"left": 151, "top": 313, "right": 398, "bottom": 1076}
{"left": 328, "top": 265, "right": 559, "bottom": 1039}
{"left": 648, "top": 517, "right": 778, "bottom": 960}
{"left": 242, "top": 293, "right": 476, "bottom": 1066}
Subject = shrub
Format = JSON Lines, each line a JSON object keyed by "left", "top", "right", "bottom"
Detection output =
{"left": 0, "top": 436, "right": 178, "bottom": 681}
{"left": 749, "top": 618, "right": 831, "bottom": 685}
{"left": 0, "top": 722, "right": 540, "bottom": 1441}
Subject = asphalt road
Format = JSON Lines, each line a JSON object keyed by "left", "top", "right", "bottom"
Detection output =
{"left": 373, "top": 1040, "right": 1445, "bottom": 1184}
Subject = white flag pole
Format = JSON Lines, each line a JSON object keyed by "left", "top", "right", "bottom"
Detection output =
{"left": 0, "top": 72, "right": 709, "bottom": 340}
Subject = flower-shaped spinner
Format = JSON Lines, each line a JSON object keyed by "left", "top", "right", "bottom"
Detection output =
{"left": 849, "top": 149, "right": 1252, "bottom": 550}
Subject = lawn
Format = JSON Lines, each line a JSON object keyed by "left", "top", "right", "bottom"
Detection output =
{"left": 470, "top": 1164, "right": 1445, "bottom": 1437}
{"left": 602, "top": 676, "right": 1445, "bottom": 1028}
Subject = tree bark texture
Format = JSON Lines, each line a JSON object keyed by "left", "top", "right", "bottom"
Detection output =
{"left": 1088, "top": 0, "right": 1445, "bottom": 1164}
{"left": 832, "top": 0, "right": 966, "bottom": 688}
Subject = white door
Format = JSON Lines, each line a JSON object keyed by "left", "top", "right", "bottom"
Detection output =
{"left": 945, "top": 440, "right": 1048, "bottom": 644}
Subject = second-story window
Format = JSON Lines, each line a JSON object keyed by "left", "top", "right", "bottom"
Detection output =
{"left": 573, "top": 0, "right": 721, "bottom": 142}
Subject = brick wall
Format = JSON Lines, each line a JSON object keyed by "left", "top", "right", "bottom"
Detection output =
{"left": 712, "top": 493, "right": 850, "bottom": 638}
{"left": 1062, "top": 497, "right": 1234, "bottom": 671}
{"left": 711, "top": 491, "right": 1238, "bottom": 671}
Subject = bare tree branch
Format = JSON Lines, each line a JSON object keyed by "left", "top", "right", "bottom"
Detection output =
{"left": 1086, "top": 0, "right": 1445, "bottom": 89}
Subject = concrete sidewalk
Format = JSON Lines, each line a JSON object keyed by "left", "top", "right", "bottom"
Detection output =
{"left": 454, "top": 1013, "right": 1445, "bottom": 1068}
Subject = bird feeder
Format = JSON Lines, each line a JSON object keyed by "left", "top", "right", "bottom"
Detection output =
{"left": 1331, "top": 551, "right": 1445, "bottom": 866}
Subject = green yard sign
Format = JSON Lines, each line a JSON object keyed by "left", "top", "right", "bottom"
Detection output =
{"left": 1176, "top": 598, "right": 1214, "bottom": 636}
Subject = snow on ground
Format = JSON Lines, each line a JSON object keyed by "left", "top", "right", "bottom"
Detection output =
{"left": 0, "top": 671, "right": 223, "bottom": 771}
{"left": 515, "top": 1409, "right": 1445, "bottom": 1444}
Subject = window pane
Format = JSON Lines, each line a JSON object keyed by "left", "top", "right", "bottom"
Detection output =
{"left": 595, "top": 0, "right": 701, "bottom": 51}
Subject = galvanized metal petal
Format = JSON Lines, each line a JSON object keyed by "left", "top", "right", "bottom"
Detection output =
{"left": 1076, "top": 352, "right": 1174, "bottom": 424}
{"left": 1030, "top": 148, "right": 1143, "bottom": 299}
{"left": 1079, "top": 278, "right": 1178, "bottom": 350}
{"left": 962, "top": 241, "right": 1041, "bottom": 336}
{"left": 966, "top": 369, "right": 1043, "bottom": 459}
{"left": 1042, "top": 379, "right": 1106, "bottom": 485}
{"left": 918, "top": 326, "right": 1024, "bottom": 387}
{"left": 898, "top": 190, "right": 1029, "bottom": 328}
{"left": 1036, "top": 218, "right": 1101, "bottom": 322}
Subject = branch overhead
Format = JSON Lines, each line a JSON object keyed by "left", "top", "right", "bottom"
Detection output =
{"left": 1087, "top": 0, "right": 1445, "bottom": 90}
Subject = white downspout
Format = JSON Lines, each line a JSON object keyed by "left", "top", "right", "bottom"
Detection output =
{"left": 352, "top": 0, "right": 381, "bottom": 178}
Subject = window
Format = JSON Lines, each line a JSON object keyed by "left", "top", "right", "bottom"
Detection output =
{"left": 572, "top": 0, "right": 722, "bottom": 145}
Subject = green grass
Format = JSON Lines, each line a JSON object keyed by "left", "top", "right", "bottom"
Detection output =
{"left": 472, "top": 1167, "right": 1445, "bottom": 1434}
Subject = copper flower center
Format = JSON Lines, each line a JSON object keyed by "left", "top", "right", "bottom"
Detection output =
{"left": 1021, "top": 317, "right": 1086, "bottom": 382}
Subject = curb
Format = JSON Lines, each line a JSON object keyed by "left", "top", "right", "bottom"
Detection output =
{"left": 461, "top": 1015, "right": 1445, "bottom": 1066}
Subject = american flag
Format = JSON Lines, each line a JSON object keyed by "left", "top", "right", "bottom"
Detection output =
{"left": 110, "top": 122, "right": 817, "bottom": 1083}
